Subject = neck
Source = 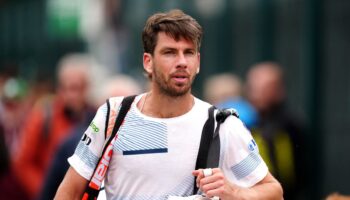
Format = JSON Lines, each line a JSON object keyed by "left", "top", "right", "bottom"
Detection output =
{"left": 138, "top": 91, "right": 194, "bottom": 118}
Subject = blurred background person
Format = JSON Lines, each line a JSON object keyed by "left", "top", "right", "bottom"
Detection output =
{"left": 0, "top": 66, "right": 29, "bottom": 158}
{"left": 12, "top": 53, "right": 96, "bottom": 200}
{"left": 95, "top": 74, "right": 143, "bottom": 106}
{"left": 0, "top": 66, "right": 33, "bottom": 200}
{"left": 245, "top": 62, "right": 307, "bottom": 200}
{"left": 203, "top": 73, "right": 258, "bottom": 129}
{"left": 37, "top": 74, "right": 142, "bottom": 200}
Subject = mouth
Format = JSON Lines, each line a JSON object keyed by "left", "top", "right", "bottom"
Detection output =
{"left": 171, "top": 74, "right": 189, "bottom": 84}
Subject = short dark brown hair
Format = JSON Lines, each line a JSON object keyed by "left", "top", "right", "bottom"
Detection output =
{"left": 142, "top": 9, "right": 203, "bottom": 55}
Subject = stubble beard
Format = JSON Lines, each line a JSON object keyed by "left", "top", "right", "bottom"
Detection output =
{"left": 153, "top": 68, "right": 195, "bottom": 97}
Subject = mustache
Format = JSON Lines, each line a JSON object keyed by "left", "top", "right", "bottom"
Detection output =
{"left": 170, "top": 69, "right": 190, "bottom": 76}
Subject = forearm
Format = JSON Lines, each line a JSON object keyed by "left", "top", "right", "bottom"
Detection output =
{"left": 194, "top": 169, "right": 283, "bottom": 200}
{"left": 236, "top": 181, "right": 283, "bottom": 200}
{"left": 231, "top": 172, "right": 283, "bottom": 200}
{"left": 54, "top": 179, "right": 83, "bottom": 200}
{"left": 54, "top": 189, "right": 80, "bottom": 200}
{"left": 54, "top": 167, "right": 88, "bottom": 200}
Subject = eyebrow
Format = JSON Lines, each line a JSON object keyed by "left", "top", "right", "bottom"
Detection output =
{"left": 159, "top": 46, "right": 196, "bottom": 53}
{"left": 160, "top": 47, "right": 177, "bottom": 51}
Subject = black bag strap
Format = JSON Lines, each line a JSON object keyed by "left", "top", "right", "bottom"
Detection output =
{"left": 83, "top": 95, "right": 136, "bottom": 200}
{"left": 109, "top": 95, "right": 136, "bottom": 142}
{"left": 193, "top": 107, "right": 239, "bottom": 195}
{"left": 193, "top": 106, "right": 215, "bottom": 194}
{"left": 103, "top": 97, "right": 111, "bottom": 139}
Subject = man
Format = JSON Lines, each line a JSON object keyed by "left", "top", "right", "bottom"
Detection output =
{"left": 55, "top": 10, "right": 283, "bottom": 200}
{"left": 13, "top": 54, "right": 95, "bottom": 200}
{"left": 245, "top": 62, "right": 307, "bottom": 199}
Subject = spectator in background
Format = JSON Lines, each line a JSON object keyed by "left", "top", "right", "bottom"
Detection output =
{"left": 245, "top": 62, "right": 307, "bottom": 200}
{"left": 0, "top": 66, "right": 32, "bottom": 200}
{"left": 38, "top": 74, "right": 142, "bottom": 200}
{"left": 12, "top": 53, "right": 95, "bottom": 200}
{"left": 96, "top": 74, "right": 143, "bottom": 106}
{"left": 0, "top": 66, "right": 29, "bottom": 158}
{"left": 204, "top": 73, "right": 258, "bottom": 129}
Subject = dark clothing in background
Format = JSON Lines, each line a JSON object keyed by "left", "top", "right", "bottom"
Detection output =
{"left": 0, "top": 122, "right": 30, "bottom": 200}
{"left": 251, "top": 104, "right": 308, "bottom": 200}
{"left": 0, "top": 124, "right": 8, "bottom": 176}
{"left": 37, "top": 122, "right": 91, "bottom": 200}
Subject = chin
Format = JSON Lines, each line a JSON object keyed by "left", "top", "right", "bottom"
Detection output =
{"left": 169, "top": 88, "right": 191, "bottom": 97}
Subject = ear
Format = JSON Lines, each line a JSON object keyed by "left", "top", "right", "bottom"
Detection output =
{"left": 143, "top": 53, "right": 153, "bottom": 74}
{"left": 196, "top": 52, "right": 200, "bottom": 74}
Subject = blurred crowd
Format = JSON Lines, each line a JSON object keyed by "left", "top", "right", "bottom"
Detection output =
{"left": 204, "top": 62, "right": 308, "bottom": 200}
{"left": 0, "top": 53, "right": 142, "bottom": 200}
{"left": 1, "top": 55, "right": 346, "bottom": 200}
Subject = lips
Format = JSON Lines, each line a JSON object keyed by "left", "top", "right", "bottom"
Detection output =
{"left": 171, "top": 73, "right": 189, "bottom": 84}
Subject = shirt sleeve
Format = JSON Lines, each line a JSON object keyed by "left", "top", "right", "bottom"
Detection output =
{"left": 68, "top": 103, "right": 109, "bottom": 180}
{"left": 220, "top": 116, "right": 268, "bottom": 187}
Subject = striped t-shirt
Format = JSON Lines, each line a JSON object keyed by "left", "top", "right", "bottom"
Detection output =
{"left": 68, "top": 94, "right": 268, "bottom": 200}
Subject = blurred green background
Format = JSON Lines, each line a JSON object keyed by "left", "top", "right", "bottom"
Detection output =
{"left": 1, "top": 0, "right": 349, "bottom": 199}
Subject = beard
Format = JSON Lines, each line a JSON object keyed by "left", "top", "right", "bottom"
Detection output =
{"left": 153, "top": 67, "right": 196, "bottom": 97}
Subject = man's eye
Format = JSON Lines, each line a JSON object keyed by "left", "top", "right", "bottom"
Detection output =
{"left": 164, "top": 51, "right": 175, "bottom": 55}
{"left": 185, "top": 51, "right": 195, "bottom": 55}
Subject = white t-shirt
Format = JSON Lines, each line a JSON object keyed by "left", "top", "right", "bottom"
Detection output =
{"left": 68, "top": 94, "right": 268, "bottom": 200}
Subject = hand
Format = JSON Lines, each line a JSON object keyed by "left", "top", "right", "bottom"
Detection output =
{"left": 192, "top": 168, "right": 241, "bottom": 200}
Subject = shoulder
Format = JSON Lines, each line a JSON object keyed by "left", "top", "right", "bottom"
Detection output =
{"left": 107, "top": 96, "right": 125, "bottom": 108}
{"left": 193, "top": 97, "right": 212, "bottom": 110}
{"left": 219, "top": 113, "right": 252, "bottom": 140}
{"left": 107, "top": 95, "right": 140, "bottom": 110}
{"left": 92, "top": 96, "right": 125, "bottom": 133}
{"left": 97, "top": 96, "right": 129, "bottom": 115}
{"left": 221, "top": 115, "right": 246, "bottom": 129}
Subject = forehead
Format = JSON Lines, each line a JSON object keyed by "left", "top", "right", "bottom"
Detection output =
{"left": 154, "top": 32, "right": 196, "bottom": 50}
{"left": 59, "top": 66, "right": 87, "bottom": 84}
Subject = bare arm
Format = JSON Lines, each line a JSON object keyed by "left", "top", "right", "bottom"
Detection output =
{"left": 193, "top": 169, "right": 283, "bottom": 200}
{"left": 235, "top": 172, "right": 283, "bottom": 200}
{"left": 54, "top": 167, "right": 88, "bottom": 200}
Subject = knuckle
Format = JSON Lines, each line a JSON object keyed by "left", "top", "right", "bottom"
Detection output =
{"left": 217, "top": 188, "right": 225, "bottom": 196}
{"left": 217, "top": 173, "right": 225, "bottom": 180}
{"left": 213, "top": 168, "right": 220, "bottom": 173}
{"left": 202, "top": 185, "right": 208, "bottom": 193}
{"left": 199, "top": 179, "right": 205, "bottom": 186}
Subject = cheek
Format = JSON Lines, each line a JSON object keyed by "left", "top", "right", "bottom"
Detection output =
{"left": 190, "top": 60, "right": 200, "bottom": 73}
{"left": 153, "top": 61, "right": 170, "bottom": 76}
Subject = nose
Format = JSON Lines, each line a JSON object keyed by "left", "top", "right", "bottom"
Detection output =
{"left": 176, "top": 52, "right": 187, "bottom": 69}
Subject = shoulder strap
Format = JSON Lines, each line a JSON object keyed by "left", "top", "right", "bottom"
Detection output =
{"left": 193, "top": 106, "right": 216, "bottom": 194}
{"left": 193, "top": 107, "right": 239, "bottom": 195}
{"left": 110, "top": 95, "right": 136, "bottom": 141}
{"left": 194, "top": 106, "right": 215, "bottom": 171}
{"left": 82, "top": 95, "right": 136, "bottom": 200}
{"left": 103, "top": 98, "right": 111, "bottom": 139}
